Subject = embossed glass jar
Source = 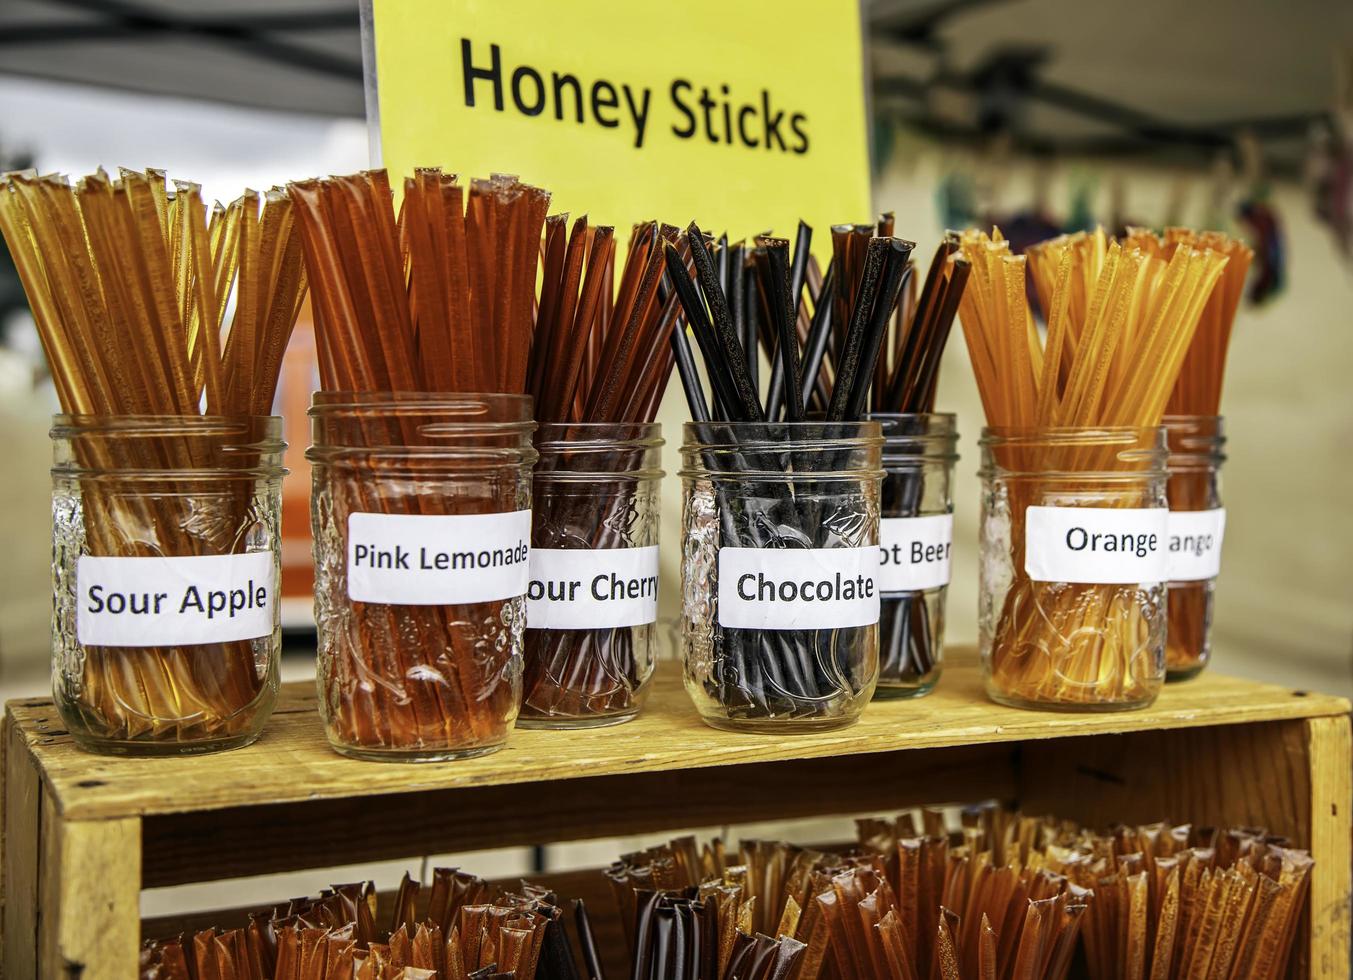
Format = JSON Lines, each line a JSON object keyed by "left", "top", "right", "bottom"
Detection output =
{"left": 1164, "top": 415, "right": 1226, "bottom": 681}
{"left": 309, "top": 392, "right": 536, "bottom": 762}
{"left": 520, "top": 422, "right": 664, "bottom": 729}
{"left": 979, "top": 426, "right": 1168, "bottom": 712}
{"left": 680, "top": 421, "right": 884, "bottom": 733}
{"left": 51, "top": 415, "right": 284, "bottom": 755}
{"left": 870, "top": 413, "right": 959, "bottom": 699}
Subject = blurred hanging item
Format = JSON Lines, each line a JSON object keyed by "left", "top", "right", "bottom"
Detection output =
{"left": 1307, "top": 120, "right": 1352, "bottom": 259}
{"left": 0, "top": 167, "right": 305, "bottom": 754}
{"left": 1235, "top": 132, "right": 1285, "bottom": 305}
{"left": 1063, "top": 172, "right": 1098, "bottom": 234}
{"left": 936, "top": 171, "right": 979, "bottom": 231}
{"left": 1237, "top": 189, "right": 1286, "bottom": 305}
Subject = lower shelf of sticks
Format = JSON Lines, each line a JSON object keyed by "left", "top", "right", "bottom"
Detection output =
{"left": 139, "top": 811, "right": 1322, "bottom": 980}
{"left": 1, "top": 651, "right": 1349, "bottom": 979}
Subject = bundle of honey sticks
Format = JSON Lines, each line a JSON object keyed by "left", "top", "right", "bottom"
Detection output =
{"left": 521, "top": 219, "right": 679, "bottom": 723}
{"left": 857, "top": 808, "right": 1311, "bottom": 980}
{"left": 292, "top": 169, "right": 548, "bottom": 756}
{"left": 294, "top": 169, "right": 683, "bottom": 745}
{"left": 605, "top": 824, "right": 1084, "bottom": 980}
{"left": 0, "top": 167, "right": 306, "bottom": 747}
{"left": 140, "top": 808, "right": 1312, "bottom": 980}
{"left": 668, "top": 219, "right": 915, "bottom": 722}
{"left": 1065, "top": 824, "right": 1311, "bottom": 980}
{"left": 868, "top": 234, "right": 970, "bottom": 692}
{"left": 292, "top": 170, "right": 548, "bottom": 396}
{"left": 668, "top": 219, "right": 914, "bottom": 426}
{"left": 958, "top": 227, "right": 1236, "bottom": 708}
{"left": 1133, "top": 230, "right": 1253, "bottom": 679}
{"left": 140, "top": 868, "right": 601, "bottom": 979}
{"left": 607, "top": 837, "right": 831, "bottom": 979}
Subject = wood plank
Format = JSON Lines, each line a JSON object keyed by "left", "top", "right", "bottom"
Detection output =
{"left": 9, "top": 651, "right": 1346, "bottom": 822}
{"left": 140, "top": 741, "right": 1016, "bottom": 886}
{"left": 37, "top": 802, "right": 141, "bottom": 980}
{"left": 1304, "top": 715, "right": 1352, "bottom": 980}
{"left": 2, "top": 713, "right": 43, "bottom": 980}
{"left": 1017, "top": 720, "right": 1313, "bottom": 841}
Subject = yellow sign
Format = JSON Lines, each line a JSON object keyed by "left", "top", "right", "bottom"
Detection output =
{"left": 368, "top": 0, "right": 872, "bottom": 244}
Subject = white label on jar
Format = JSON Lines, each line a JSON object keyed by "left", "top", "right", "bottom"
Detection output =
{"left": 1024, "top": 506, "right": 1169, "bottom": 585}
{"left": 1167, "top": 508, "right": 1226, "bottom": 581}
{"left": 346, "top": 510, "right": 532, "bottom": 605}
{"left": 527, "top": 546, "right": 659, "bottom": 630}
{"left": 717, "top": 546, "right": 880, "bottom": 630}
{"left": 878, "top": 514, "right": 953, "bottom": 592}
{"left": 76, "top": 553, "right": 276, "bottom": 647}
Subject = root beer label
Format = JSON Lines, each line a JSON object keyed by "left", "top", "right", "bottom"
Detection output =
{"left": 878, "top": 514, "right": 953, "bottom": 592}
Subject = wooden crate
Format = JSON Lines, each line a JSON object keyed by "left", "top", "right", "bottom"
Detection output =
{"left": 2, "top": 649, "right": 1348, "bottom": 979}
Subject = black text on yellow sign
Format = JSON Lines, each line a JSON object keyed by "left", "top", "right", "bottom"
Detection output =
{"left": 458, "top": 39, "right": 810, "bottom": 153}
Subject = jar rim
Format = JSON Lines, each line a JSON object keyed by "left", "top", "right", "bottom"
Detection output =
{"left": 1162, "top": 414, "right": 1223, "bottom": 425}
{"left": 978, "top": 426, "right": 1165, "bottom": 478}
{"left": 867, "top": 411, "right": 957, "bottom": 424}
{"left": 535, "top": 421, "right": 663, "bottom": 448}
{"left": 51, "top": 413, "right": 281, "bottom": 435}
{"left": 979, "top": 425, "right": 1164, "bottom": 441}
{"left": 682, "top": 419, "right": 884, "bottom": 449}
{"left": 309, "top": 390, "right": 533, "bottom": 414}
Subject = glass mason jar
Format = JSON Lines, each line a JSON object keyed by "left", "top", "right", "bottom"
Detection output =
{"left": 520, "top": 423, "right": 664, "bottom": 728}
{"left": 680, "top": 421, "right": 883, "bottom": 733}
{"left": 51, "top": 415, "right": 284, "bottom": 755}
{"left": 1164, "top": 415, "right": 1226, "bottom": 681}
{"left": 308, "top": 393, "right": 537, "bottom": 762}
{"left": 979, "top": 427, "right": 1168, "bottom": 712}
{"left": 870, "top": 413, "right": 959, "bottom": 699}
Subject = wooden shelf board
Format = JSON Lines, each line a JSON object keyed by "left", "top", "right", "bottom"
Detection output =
{"left": 9, "top": 648, "right": 1347, "bottom": 821}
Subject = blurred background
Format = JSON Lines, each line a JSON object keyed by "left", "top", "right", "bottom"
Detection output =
{"left": 1, "top": 0, "right": 1351, "bottom": 916}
